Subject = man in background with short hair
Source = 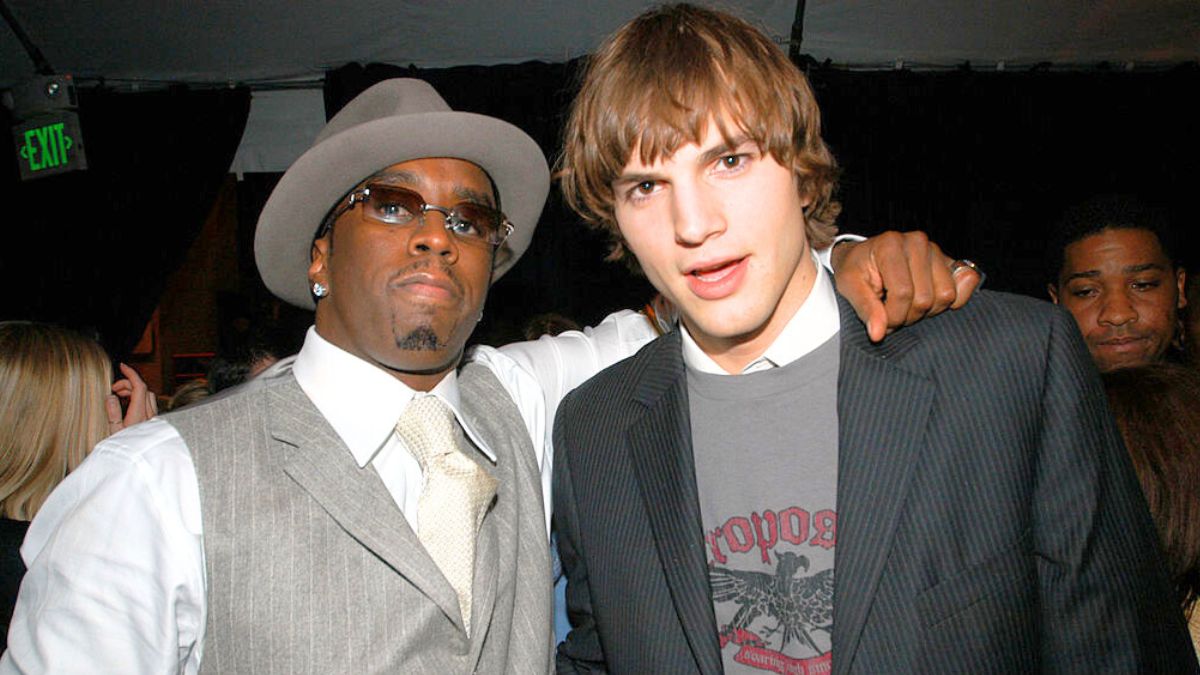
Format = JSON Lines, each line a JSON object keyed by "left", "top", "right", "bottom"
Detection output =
{"left": 1048, "top": 195, "right": 1188, "bottom": 372}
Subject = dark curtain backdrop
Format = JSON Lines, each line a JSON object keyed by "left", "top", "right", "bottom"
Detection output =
{"left": 319, "top": 61, "right": 1198, "bottom": 346}
{"left": 4, "top": 64, "right": 1190, "bottom": 362}
{"left": 1, "top": 86, "right": 250, "bottom": 358}
{"left": 820, "top": 66, "right": 1199, "bottom": 298}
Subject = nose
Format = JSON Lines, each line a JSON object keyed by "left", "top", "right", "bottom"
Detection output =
{"left": 671, "top": 181, "right": 726, "bottom": 246}
{"left": 407, "top": 211, "right": 460, "bottom": 264}
{"left": 1097, "top": 290, "right": 1137, "bottom": 327}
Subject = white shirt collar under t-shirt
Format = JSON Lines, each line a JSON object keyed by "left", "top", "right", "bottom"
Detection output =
{"left": 681, "top": 250, "right": 840, "bottom": 375}
{"left": 291, "top": 327, "right": 497, "bottom": 466}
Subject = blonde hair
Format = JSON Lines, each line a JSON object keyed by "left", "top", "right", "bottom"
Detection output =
{"left": 558, "top": 3, "right": 841, "bottom": 266}
{"left": 0, "top": 321, "right": 113, "bottom": 520}
{"left": 166, "top": 379, "right": 211, "bottom": 411}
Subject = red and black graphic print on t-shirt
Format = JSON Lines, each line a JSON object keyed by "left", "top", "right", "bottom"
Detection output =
{"left": 705, "top": 505, "right": 835, "bottom": 674}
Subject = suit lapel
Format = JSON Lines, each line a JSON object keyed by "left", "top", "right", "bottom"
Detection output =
{"left": 266, "top": 379, "right": 464, "bottom": 631}
{"left": 628, "top": 334, "right": 724, "bottom": 675}
{"left": 831, "top": 297, "right": 933, "bottom": 674}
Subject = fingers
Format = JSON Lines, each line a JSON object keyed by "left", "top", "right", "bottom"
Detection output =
{"left": 951, "top": 262, "right": 984, "bottom": 309}
{"left": 864, "top": 304, "right": 890, "bottom": 343}
{"left": 889, "top": 232, "right": 961, "bottom": 327}
{"left": 923, "top": 240, "right": 959, "bottom": 319}
{"left": 112, "top": 363, "right": 157, "bottom": 428}
{"left": 111, "top": 379, "right": 133, "bottom": 397}
{"left": 870, "top": 232, "right": 920, "bottom": 330}
{"left": 834, "top": 230, "right": 979, "bottom": 343}
{"left": 848, "top": 262, "right": 889, "bottom": 344}
{"left": 106, "top": 394, "right": 124, "bottom": 435}
{"left": 117, "top": 362, "right": 144, "bottom": 386}
{"left": 831, "top": 239, "right": 888, "bottom": 342}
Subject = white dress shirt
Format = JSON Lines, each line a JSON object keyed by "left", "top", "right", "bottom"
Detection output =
{"left": 1, "top": 327, "right": 583, "bottom": 674}
{"left": 2, "top": 245, "right": 847, "bottom": 674}
{"left": 293, "top": 328, "right": 504, "bottom": 534}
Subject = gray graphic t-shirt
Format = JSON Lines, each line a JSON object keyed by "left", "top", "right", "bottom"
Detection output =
{"left": 689, "top": 335, "right": 839, "bottom": 674}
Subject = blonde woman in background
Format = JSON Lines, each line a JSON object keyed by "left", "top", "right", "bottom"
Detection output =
{"left": 0, "top": 321, "right": 156, "bottom": 653}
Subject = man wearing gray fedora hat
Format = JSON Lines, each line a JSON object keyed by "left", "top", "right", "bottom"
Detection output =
{"left": 5, "top": 77, "right": 556, "bottom": 674}
{"left": 3, "top": 75, "right": 976, "bottom": 673}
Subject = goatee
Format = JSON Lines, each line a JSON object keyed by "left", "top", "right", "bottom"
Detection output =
{"left": 396, "top": 326, "right": 443, "bottom": 351}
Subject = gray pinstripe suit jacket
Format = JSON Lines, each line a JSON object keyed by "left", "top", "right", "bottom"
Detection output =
{"left": 554, "top": 291, "right": 1196, "bottom": 674}
{"left": 168, "top": 362, "right": 553, "bottom": 674}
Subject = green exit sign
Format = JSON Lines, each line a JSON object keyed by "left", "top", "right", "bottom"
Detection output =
{"left": 12, "top": 111, "right": 88, "bottom": 180}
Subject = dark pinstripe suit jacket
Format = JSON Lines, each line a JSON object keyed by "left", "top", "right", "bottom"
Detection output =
{"left": 554, "top": 291, "right": 1197, "bottom": 674}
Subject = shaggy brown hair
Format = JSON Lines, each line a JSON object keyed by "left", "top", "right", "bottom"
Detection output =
{"left": 1103, "top": 363, "right": 1200, "bottom": 618}
{"left": 558, "top": 3, "right": 840, "bottom": 267}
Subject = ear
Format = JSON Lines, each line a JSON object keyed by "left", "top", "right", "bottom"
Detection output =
{"left": 1047, "top": 283, "right": 1060, "bottom": 304}
{"left": 309, "top": 236, "right": 331, "bottom": 292}
{"left": 491, "top": 243, "right": 513, "bottom": 272}
{"left": 1176, "top": 267, "right": 1188, "bottom": 309}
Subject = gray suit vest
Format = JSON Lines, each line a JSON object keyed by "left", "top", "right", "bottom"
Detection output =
{"left": 167, "top": 362, "right": 552, "bottom": 674}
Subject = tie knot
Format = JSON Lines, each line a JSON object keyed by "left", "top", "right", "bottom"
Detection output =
{"left": 395, "top": 395, "right": 459, "bottom": 466}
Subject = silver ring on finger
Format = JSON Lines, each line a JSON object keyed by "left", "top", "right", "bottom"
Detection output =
{"left": 949, "top": 259, "right": 981, "bottom": 277}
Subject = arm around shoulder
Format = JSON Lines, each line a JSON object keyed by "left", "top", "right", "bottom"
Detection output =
{"left": 493, "top": 309, "right": 658, "bottom": 413}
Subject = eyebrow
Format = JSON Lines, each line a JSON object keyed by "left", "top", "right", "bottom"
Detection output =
{"left": 368, "top": 169, "right": 496, "bottom": 207}
{"left": 612, "top": 134, "right": 757, "bottom": 189}
{"left": 697, "top": 133, "right": 754, "bottom": 166}
{"left": 612, "top": 171, "right": 658, "bottom": 191}
{"left": 1063, "top": 262, "right": 1169, "bottom": 284}
{"left": 454, "top": 186, "right": 496, "bottom": 208}
{"left": 369, "top": 168, "right": 419, "bottom": 187}
{"left": 1123, "top": 262, "right": 1169, "bottom": 274}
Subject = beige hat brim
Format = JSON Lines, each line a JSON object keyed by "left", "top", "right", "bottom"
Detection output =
{"left": 255, "top": 108, "right": 549, "bottom": 310}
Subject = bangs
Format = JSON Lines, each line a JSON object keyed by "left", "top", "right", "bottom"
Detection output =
{"left": 610, "top": 20, "right": 800, "bottom": 172}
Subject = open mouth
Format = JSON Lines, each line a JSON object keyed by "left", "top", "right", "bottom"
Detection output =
{"left": 691, "top": 258, "right": 742, "bottom": 282}
{"left": 685, "top": 256, "right": 747, "bottom": 300}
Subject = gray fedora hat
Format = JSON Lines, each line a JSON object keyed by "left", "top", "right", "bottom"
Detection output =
{"left": 254, "top": 78, "right": 549, "bottom": 309}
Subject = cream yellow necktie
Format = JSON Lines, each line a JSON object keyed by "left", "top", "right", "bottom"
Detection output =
{"left": 395, "top": 395, "right": 497, "bottom": 635}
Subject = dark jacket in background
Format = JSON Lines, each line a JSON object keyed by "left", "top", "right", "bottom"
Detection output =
{"left": 0, "top": 518, "right": 30, "bottom": 656}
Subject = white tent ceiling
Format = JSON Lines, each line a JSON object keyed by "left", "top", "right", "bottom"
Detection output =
{"left": 4, "top": 0, "right": 1197, "bottom": 173}
{"left": 4, "top": 0, "right": 1197, "bottom": 88}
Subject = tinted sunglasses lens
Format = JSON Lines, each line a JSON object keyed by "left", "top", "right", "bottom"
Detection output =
{"left": 364, "top": 185, "right": 423, "bottom": 224}
{"left": 454, "top": 204, "right": 504, "bottom": 240}
{"left": 361, "top": 184, "right": 507, "bottom": 244}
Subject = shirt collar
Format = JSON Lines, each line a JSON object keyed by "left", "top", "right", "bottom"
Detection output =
{"left": 681, "top": 250, "right": 840, "bottom": 374}
{"left": 291, "top": 327, "right": 496, "bottom": 467}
